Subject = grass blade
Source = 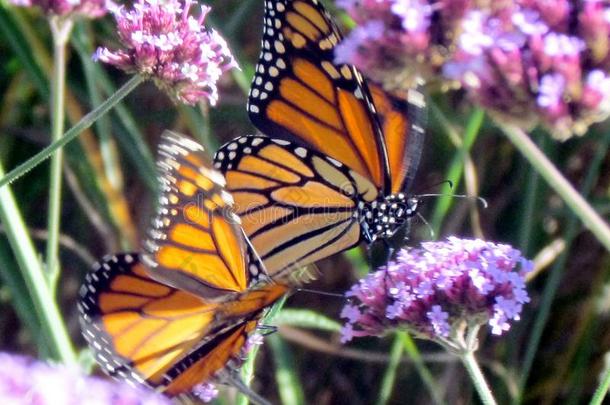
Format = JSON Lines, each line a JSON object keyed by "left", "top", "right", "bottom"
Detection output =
{"left": 269, "top": 334, "right": 306, "bottom": 405}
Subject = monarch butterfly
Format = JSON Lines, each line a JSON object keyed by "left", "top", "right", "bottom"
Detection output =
{"left": 213, "top": 0, "right": 426, "bottom": 280}
{"left": 79, "top": 132, "right": 288, "bottom": 396}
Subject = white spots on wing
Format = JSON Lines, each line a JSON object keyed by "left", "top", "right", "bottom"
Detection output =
{"left": 408, "top": 88, "right": 426, "bottom": 108}
{"left": 295, "top": 147, "right": 307, "bottom": 158}
{"left": 327, "top": 157, "right": 342, "bottom": 167}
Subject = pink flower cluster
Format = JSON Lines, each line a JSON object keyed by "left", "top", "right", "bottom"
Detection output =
{"left": 96, "top": 0, "right": 237, "bottom": 105}
{"left": 336, "top": 0, "right": 610, "bottom": 139}
{"left": 340, "top": 237, "right": 532, "bottom": 344}
{"left": 335, "top": 0, "right": 469, "bottom": 88}
{"left": 0, "top": 352, "right": 172, "bottom": 404}
{"left": 10, "top": 0, "right": 108, "bottom": 18}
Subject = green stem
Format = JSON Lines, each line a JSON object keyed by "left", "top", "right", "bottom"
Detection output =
{"left": 590, "top": 360, "right": 610, "bottom": 405}
{"left": 430, "top": 108, "right": 485, "bottom": 235}
{"left": 376, "top": 333, "right": 405, "bottom": 405}
{"left": 497, "top": 123, "right": 610, "bottom": 252}
{"left": 460, "top": 351, "right": 497, "bottom": 405}
{"left": 268, "top": 334, "right": 305, "bottom": 405}
{"left": 0, "top": 160, "right": 76, "bottom": 363}
{"left": 46, "top": 18, "right": 72, "bottom": 288}
{"left": 0, "top": 75, "right": 145, "bottom": 189}
{"left": 401, "top": 333, "right": 446, "bottom": 405}
{"left": 517, "top": 131, "right": 545, "bottom": 253}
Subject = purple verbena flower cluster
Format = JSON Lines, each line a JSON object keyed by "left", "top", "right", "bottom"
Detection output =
{"left": 96, "top": 0, "right": 237, "bottom": 105}
{"left": 336, "top": 0, "right": 610, "bottom": 139}
{"left": 0, "top": 352, "right": 172, "bottom": 404}
{"left": 10, "top": 0, "right": 108, "bottom": 18}
{"left": 340, "top": 237, "right": 532, "bottom": 346}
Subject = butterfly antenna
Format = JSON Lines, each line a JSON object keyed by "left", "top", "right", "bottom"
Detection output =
{"left": 415, "top": 193, "right": 488, "bottom": 209}
{"left": 219, "top": 370, "right": 273, "bottom": 405}
{"left": 416, "top": 179, "right": 454, "bottom": 194}
{"left": 294, "top": 287, "right": 345, "bottom": 298}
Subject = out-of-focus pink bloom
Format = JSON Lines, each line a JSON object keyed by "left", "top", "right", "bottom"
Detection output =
{"left": 96, "top": 0, "right": 237, "bottom": 105}
{"left": 0, "top": 352, "right": 172, "bottom": 404}
{"left": 340, "top": 237, "right": 532, "bottom": 348}
{"left": 337, "top": 0, "right": 610, "bottom": 139}
{"left": 192, "top": 382, "right": 219, "bottom": 403}
{"left": 9, "top": 0, "right": 108, "bottom": 18}
{"left": 335, "top": 0, "right": 470, "bottom": 88}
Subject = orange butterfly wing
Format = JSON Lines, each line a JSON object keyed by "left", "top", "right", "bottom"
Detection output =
{"left": 79, "top": 254, "right": 287, "bottom": 396}
{"left": 214, "top": 136, "right": 378, "bottom": 281}
{"left": 79, "top": 253, "right": 221, "bottom": 391}
{"left": 142, "top": 132, "right": 261, "bottom": 299}
{"left": 248, "top": 0, "right": 390, "bottom": 191}
{"left": 369, "top": 83, "right": 427, "bottom": 194}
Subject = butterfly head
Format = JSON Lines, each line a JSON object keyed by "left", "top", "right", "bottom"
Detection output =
{"left": 361, "top": 193, "right": 419, "bottom": 242}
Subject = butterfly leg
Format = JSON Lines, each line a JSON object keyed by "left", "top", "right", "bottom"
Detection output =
{"left": 256, "top": 324, "right": 278, "bottom": 336}
{"left": 382, "top": 239, "right": 394, "bottom": 266}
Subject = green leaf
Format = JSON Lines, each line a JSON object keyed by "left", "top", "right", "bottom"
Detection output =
{"left": 274, "top": 308, "right": 342, "bottom": 332}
